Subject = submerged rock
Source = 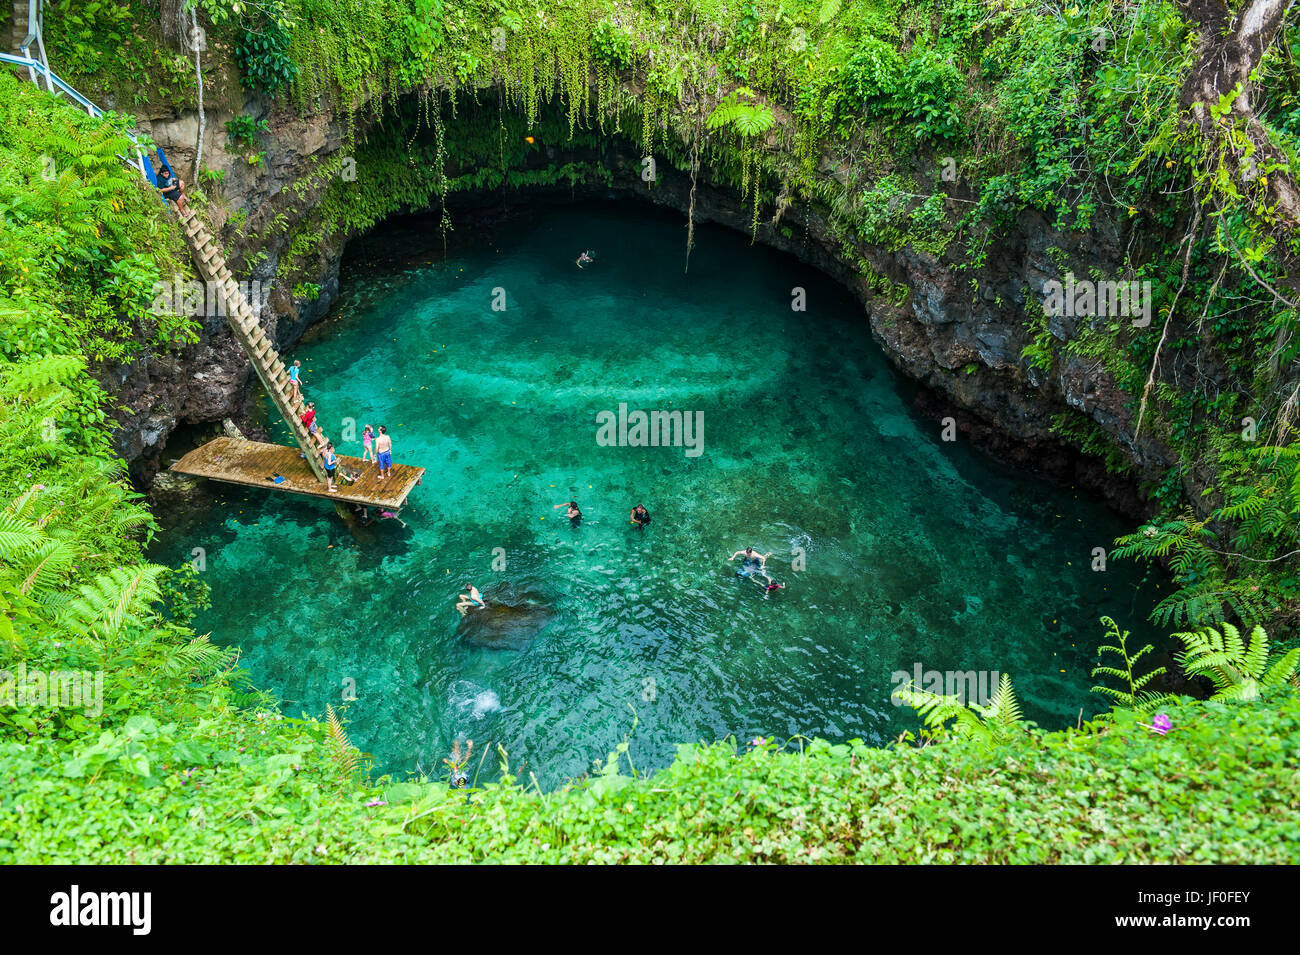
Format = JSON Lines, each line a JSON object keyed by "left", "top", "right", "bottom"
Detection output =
{"left": 457, "top": 582, "right": 555, "bottom": 650}
{"left": 151, "top": 470, "right": 208, "bottom": 507}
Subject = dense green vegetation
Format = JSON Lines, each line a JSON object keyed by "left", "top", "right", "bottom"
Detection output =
{"left": 3, "top": 0, "right": 1299, "bottom": 861}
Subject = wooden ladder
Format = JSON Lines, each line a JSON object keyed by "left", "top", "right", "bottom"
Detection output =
{"left": 177, "top": 208, "right": 333, "bottom": 485}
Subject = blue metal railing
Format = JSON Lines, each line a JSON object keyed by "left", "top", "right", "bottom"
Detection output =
{"left": 0, "top": 50, "right": 152, "bottom": 180}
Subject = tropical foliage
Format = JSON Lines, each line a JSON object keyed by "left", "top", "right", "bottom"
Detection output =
{"left": 1175, "top": 622, "right": 1300, "bottom": 703}
{"left": 5, "top": 0, "right": 1300, "bottom": 863}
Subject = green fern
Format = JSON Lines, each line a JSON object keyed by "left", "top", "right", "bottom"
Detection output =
{"left": 895, "top": 673, "right": 1026, "bottom": 748}
{"left": 52, "top": 564, "right": 165, "bottom": 638}
{"left": 706, "top": 88, "right": 776, "bottom": 138}
{"left": 1090, "top": 616, "right": 1176, "bottom": 714}
{"left": 325, "top": 703, "right": 361, "bottom": 781}
{"left": 1175, "top": 622, "right": 1299, "bottom": 702}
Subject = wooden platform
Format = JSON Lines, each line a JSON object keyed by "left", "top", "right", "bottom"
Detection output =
{"left": 170, "top": 437, "right": 425, "bottom": 510}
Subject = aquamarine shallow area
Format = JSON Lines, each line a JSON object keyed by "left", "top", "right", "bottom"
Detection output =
{"left": 150, "top": 202, "right": 1160, "bottom": 785}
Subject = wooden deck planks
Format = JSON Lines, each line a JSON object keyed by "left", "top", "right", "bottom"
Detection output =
{"left": 169, "top": 437, "right": 425, "bottom": 510}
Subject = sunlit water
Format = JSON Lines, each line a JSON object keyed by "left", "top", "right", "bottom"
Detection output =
{"left": 150, "top": 202, "right": 1161, "bottom": 786}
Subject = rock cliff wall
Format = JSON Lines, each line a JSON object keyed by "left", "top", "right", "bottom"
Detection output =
{"left": 113, "top": 86, "right": 1169, "bottom": 519}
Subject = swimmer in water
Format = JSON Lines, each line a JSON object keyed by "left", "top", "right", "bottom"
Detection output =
{"left": 446, "top": 739, "right": 474, "bottom": 789}
{"left": 455, "top": 583, "right": 486, "bottom": 615}
{"left": 630, "top": 503, "right": 651, "bottom": 531}
{"left": 553, "top": 500, "right": 583, "bottom": 527}
{"left": 728, "top": 546, "right": 772, "bottom": 577}
{"left": 576, "top": 250, "right": 594, "bottom": 268}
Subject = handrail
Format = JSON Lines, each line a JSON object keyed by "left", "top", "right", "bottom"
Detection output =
{"left": 0, "top": 50, "right": 150, "bottom": 178}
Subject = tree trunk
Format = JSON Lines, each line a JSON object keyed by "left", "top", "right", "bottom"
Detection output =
{"left": 1178, "top": 0, "right": 1300, "bottom": 287}
{"left": 160, "top": 0, "right": 190, "bottom": 52}
{"left": 192, "top": 7, "right": 205, "bottom": 182}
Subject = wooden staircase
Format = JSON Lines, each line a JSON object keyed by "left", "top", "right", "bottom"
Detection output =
{"left": 177, "top": 207, "right": 333, "bottom": 485}
{"left": 11, "top": 2, "right": 29, "bottom": 56}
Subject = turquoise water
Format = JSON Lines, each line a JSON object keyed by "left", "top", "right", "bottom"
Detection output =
{"left": 151, "top": 203, "right": 1160, "bottom": 786}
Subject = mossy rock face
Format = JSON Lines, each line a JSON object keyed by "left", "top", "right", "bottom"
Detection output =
{"left": 456, "top": 582, "right": 555, "bottom": 649}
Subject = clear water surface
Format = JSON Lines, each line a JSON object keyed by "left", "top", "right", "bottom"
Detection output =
{"left": 149, "top": 202, "right": 1161, "bottom": 786}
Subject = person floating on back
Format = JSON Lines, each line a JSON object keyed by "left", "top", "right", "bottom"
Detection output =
{"left": 288, "top": 360, "right": 302, "bottom": 402}
{"left": 576, "top": 250, "right": 594, "bottom": 269}
{"left": 630, "top": 503, "right": 651, "bottom": 531}
{"left": 553, "top": 500, "right": 582, "bottom": 527}
{"left": 361, "top": 424, "right": 375, "bottom": 462}
{"left": 374, "top": 425, "right": 393, "bottom": 480}
{"left": 157, "top": 167, "right": 189, "bottom": 213}
{"left": 728, "top": 546, "right": 771, "bottom": 578}
{"left": 456, "top": 583, "right": 486, "bottom": 616}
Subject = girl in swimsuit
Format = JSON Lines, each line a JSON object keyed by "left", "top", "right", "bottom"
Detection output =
{"left": 323, "top": 444, "right": 338, "bottom": 492}
{"left": 362, "top": 424, "right": 375, "bottom": 462}
{"left": 455, "top": 584, "right": 486, "bottom": 615}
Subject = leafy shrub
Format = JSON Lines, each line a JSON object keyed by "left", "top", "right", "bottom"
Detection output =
{"left": 225, "top": 115, "right": 269, "bottom": 149}
{"left": 592, "top": 18, "right": 632, "bottom": 69}
{"left": 235, "top": 12, "right": 299, "bottom": 97}
{"left": 841, "top": 36, "right": 904, "bottom": 112}
{"left": 46, "top": 0, "right": 133, "bottom": 75}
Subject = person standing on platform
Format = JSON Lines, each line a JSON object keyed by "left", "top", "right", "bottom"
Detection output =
{"left": 375, "top": 425, "right": 393, "bottom": 481}
{"left": 323, "top": 443, "right": 338, "bottom": 492}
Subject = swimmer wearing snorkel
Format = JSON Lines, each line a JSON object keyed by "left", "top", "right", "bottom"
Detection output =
{"left": 576, "top": 250, "right": 595, "bottom": 268}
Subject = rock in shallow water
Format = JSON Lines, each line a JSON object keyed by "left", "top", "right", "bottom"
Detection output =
{"left": 456, "top": 583, "right": 555, "bottom": 650}
{"left": 151, "top": 470, "right": 208, "bottom": 507}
